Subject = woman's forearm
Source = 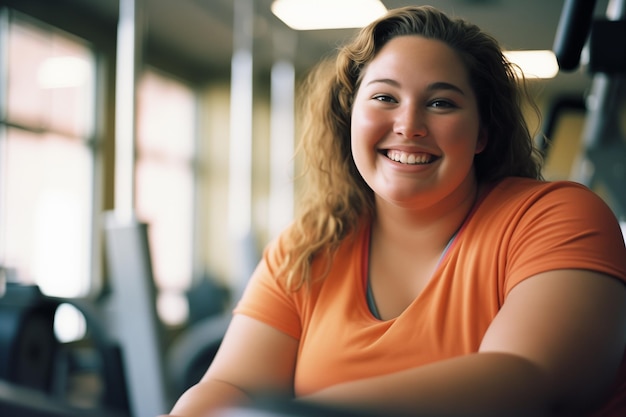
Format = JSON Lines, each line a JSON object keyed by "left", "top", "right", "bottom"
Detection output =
{"left": 301, "top": 352, "right": 569, "bottom": 417}
{"left": 162, "top": 379, "right": 251, "bottom": 417}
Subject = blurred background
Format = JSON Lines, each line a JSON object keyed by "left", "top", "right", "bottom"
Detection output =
{"left": 0, "top": 0, "right": 624, "bottom": 416}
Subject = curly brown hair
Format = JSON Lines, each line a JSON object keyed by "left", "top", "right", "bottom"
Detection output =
{"left": 281, "top": 5, "right": 543, "bottom": 290}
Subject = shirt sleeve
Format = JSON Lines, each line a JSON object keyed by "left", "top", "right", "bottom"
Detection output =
{"left": 503, "top": 181, "right": 626, "bottom": 295}
{"left": 233, "top": 233, "right": 303, "bottom": 340}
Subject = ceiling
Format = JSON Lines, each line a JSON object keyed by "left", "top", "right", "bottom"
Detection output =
{"left": 24, "top": 0, "right": 613, "bottom": 100}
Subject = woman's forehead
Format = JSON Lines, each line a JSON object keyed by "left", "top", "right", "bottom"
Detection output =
{"left": 360, "top": 36, "right": 472, "bottom": 90}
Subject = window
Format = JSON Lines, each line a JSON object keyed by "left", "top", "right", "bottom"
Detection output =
{"left": 0, "top": 11, "right": 198, "bottom": 326}
{"left": 0, "top": 12, "right": 97, "bottom": 298}
{"left": 136, "top": 68, "right": 196, "bottom": 326}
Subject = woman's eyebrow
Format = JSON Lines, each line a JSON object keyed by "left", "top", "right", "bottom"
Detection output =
{"left": 365, "top": 79, "right": 466, "bottom": 96}
{"left": 426, "top": 81, "right": 466, "bottom": 95}
{"left": 366, "top": 78, "right": 400, "bottom": 87}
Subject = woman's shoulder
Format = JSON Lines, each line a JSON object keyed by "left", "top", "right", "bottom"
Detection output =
{"left": 262, "top": 219, "right": 370, "bottom": 282}
{"left": 475, "top": 177, "right": 621, "bottom": 233}
{"left": 485, "top": 177, "right": 608, "bottom": 208}
{"left": 478, "top": 178, "right": 626, "bottom": 292}
{"left": 491, "top": 176, "right": 590, "bottom": 194}
{"left": 270, "top": 219, "right": 369, "bottom": 255}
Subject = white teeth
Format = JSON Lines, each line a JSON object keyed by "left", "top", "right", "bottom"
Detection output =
{"left": 386, "top": 150, "right": 432, "bottom": 165}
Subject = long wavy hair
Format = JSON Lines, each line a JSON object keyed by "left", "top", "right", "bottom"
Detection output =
{"left": 280, "top": 5, "right": 543, "bottom": 289}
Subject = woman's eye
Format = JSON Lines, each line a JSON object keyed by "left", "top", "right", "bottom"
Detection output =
{"left": 373, "top": 94, "right": 396, "bottom": 103}
{"left": 429, "top": 99, "right": 456, "bottom": 109}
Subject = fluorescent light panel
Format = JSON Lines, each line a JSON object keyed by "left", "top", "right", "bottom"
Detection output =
{"left": 271, "top": 0, "right": 387, "bottom": 30}
{"left": 503, "top": 50, "right": 559, "bottom": 79}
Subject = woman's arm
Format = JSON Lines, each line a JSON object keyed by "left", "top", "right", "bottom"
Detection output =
{"left": 163, "top": 314, "right": 299, "bottom": 417}
{"left": 302, "top": 270, "right": 626, "bottom": 417}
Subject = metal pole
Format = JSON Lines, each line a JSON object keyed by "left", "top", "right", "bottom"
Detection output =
{"left": 114, "top": 0, "right": 140, "bottom": 222}
{"left": 228, "top": 0, "right": 255, "bottom": 291}
{"left": 268, "top": 28, "right": 296, "bottom": 239}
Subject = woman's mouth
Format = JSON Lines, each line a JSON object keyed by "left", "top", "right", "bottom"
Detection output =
{"left": 385, "top": 149, "right": 437, "bottom": 165}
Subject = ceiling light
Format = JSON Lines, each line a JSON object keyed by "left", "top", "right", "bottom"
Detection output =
{"left": 503, "top": 50, "right": 559, "bottom": 79}
{"left": 271, "top": 0, "right": 387, "bottom": 30}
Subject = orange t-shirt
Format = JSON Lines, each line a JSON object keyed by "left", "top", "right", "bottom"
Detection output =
{"left": 234, "top": 178, "right": 626, "bottom": 415}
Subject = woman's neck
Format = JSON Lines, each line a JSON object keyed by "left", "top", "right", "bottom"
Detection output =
{"left": 372, "top": 180, "right": 481, "bottom": 254}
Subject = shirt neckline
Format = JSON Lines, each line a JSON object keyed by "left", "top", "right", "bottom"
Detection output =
{"left": 361, "top": 184, "right": 493, "bottom": 320}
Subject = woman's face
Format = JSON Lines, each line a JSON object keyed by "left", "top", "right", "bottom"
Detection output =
{"left": 351, "top": 35, "right": 486, "bottom": 210}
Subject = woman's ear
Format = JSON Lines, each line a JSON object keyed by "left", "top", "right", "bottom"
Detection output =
{"left": 475, "top": 127, "right": 488, "bottom": 154}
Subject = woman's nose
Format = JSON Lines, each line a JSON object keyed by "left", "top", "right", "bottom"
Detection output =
{"left": 393, "top": 105, "right": 428, "bottom": 138}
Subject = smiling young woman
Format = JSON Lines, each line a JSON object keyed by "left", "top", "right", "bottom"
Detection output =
{"left": 164, "top": 6, "right": 626, "bottom": 417}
